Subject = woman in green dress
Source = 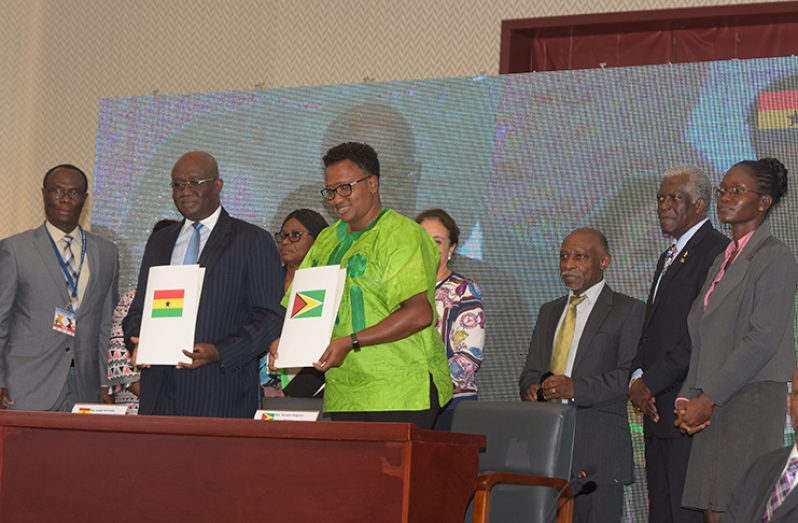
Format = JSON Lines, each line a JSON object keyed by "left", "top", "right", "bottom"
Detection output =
{"left": 270, "top": 142, "right": 451, "bottom": 428}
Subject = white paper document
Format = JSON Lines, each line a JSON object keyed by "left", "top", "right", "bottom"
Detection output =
{"left": 137, "top": 264, "right": 205, "bottom": 365}
{"left": 275, "top": 265, "right": 346, "bottom": 368}
{"left": 72, "top": 403, "right": 129, "bottom": 415}
{"left": 253, "top": 409, "right": 319, "bottom": 422}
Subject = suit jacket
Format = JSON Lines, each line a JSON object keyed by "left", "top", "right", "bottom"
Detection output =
{"left": 0, "top": 224, "right": 119, "bottom": 410}
{"left": 680, "top": 221, "right": 797, "bottom": 406}
{"left": 124, "top": 208, "right": 284, "bottom": 418}
{"left": 519, "top": 284, "right": 645, "bottom": 485}
{"left": 721, "top": 446, "right": 798, "bottom": 523}
{"left": 632, "top": 221, "right": 728, "bottom": 438}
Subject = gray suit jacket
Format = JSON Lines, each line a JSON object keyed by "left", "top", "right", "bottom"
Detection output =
{"left": 0, "top": 224, "right": 118, "bottom": 410}
{"left": 680, "top": 222, "right": 797, "bottom": 406}
{"left": 721, "top": 446, "right": 798, "bottom": 523}
{"left": 519, "top": 284, "right": 645, "bottom": 485}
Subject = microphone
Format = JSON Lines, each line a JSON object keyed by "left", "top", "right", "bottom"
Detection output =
{"left": 536, "top": 371, "right": 553, "bottom": 402}
{"left": 544, "top": 466, "right": 596, "bottom": 523}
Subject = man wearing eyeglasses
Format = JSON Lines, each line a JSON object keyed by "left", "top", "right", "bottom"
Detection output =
{"left": 0, "top": 164, "right": 119, "bottom": 411}
{"left": 124, "top": 151, "right": 284, "bottom": 418}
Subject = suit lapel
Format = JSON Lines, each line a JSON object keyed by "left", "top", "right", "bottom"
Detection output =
{"left": 703, "top": 222, "right": 771, "bottom": 319}
{"left": 32, "top": 225, "right": 71, "bottom": 306}
{"left": 197, "top": 207, "right": 233, "bottom": 274}
{"left": 657, "top": 221, "right": 713, "bottom": 293}
{"left": 80, "top": 232, "right": 100, "bottom": 315}
{"left": 159, "top": 222, "right": 182, "bottom": 265}
{"left": 572, "top": 285, "right": 612, "bottom": 371}
{"left": 756, "top": 448, "right": 795, "bottom": 520}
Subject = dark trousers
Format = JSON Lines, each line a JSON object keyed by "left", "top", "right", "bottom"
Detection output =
{"left": 574, "top": 483, "right": 623, "bottom": 523}
{"left": 645, "top": 435, "right": 703, "bottom": 523}
{"left": 330, "top": 379, "right": 440, "bottom": 429}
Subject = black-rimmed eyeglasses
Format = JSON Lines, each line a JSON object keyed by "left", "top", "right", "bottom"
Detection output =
{"left": 274, "top": 230, "right": 304, "bottom": 243}
{"left": 320, "top": 175, "right": 372, "bottom": 201}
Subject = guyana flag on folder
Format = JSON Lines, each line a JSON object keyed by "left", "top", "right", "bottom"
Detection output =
{"left": 152, "top": 289, "right": 185, "bottom": 318}
{"left": 757, "top": 90, "right": 798, "bottom": 129}
{"left": 290, "top": 290, "right": 325, "bottom": 319}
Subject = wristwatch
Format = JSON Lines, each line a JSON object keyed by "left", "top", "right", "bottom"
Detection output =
{"left": 350, "top": 332, "right": 361, "bottom": 351}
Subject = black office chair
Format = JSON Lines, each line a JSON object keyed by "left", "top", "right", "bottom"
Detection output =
{"left": 451, "top": 400, "right": 576, "bottom": 523}
{"left": 260, "top": 396, "right": 330, "bottom": 421}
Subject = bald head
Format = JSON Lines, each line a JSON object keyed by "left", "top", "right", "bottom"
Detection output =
{"left": 171, "top": 151, "right": 223, "bottom": 222}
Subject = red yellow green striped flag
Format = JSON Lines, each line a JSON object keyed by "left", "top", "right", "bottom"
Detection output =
{"left": 152, "top": 289, "right": 185, "bottom": 318}
{"left": 757, "top": 90, "right": 798, "bottom": 129}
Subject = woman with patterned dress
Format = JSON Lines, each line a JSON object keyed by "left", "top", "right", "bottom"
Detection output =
{"left": 417, "top": 209, "right": 485, "bottom": 431}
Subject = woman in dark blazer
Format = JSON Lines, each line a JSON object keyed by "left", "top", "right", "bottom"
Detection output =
{"left": 675, "top": 158, "right": 797, "bottom": 523}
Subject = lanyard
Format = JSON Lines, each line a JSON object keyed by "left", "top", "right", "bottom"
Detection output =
{"left": 46, "top": 225, "right": 86, "bottom": 300}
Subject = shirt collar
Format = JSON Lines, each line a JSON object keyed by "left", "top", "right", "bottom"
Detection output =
{"left": 45, "top": 221, "right": 81, "bottom": 243}
{"left": 673, "top": 218, "right": 708, "bottom": 252}
{"left": 568, "top": 279, "right": 605, "bottom": 304}
{"left": 181, "top": 205, "right": 222, "bottom": 234}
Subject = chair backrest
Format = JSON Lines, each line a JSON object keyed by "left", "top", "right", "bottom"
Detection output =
{"left": 451, "top": 400, "right": 576, "bottom": 523}
{"left": 260, "top": 397, "right": 331, "bottom": 421}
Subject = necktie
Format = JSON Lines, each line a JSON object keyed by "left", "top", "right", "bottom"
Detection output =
{"left": 762, "top": 458, "right": 798, "bottom": 522}
{"left": 183, "top": 222, "right": 203, "bottom": 265}
{"left": 61, "top": 235, "right": 80, "bottom": 311}
{"left": 550, "top": 295, "right": 587, "bottom": 375}
{"left": 660, "top": 243, "right": 678, "bottom": 276}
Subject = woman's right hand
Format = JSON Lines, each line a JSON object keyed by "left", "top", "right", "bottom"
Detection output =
{"left": 267, "top": 338, "right": 280, "bottom": 372}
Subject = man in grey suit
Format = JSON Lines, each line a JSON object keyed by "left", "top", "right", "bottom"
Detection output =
{"left": 721, "top": 367, "right": 798, "bottom": 523}
{"left": 520, "top": 228, "right": 644, "bottom": 523}
{"left": 0, "top": 164, "right": 118, "bottom": 411}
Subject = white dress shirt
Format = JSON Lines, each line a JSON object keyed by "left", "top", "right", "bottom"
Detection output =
{"left": 170, "top": 206, "right": 222, "bottom": 265}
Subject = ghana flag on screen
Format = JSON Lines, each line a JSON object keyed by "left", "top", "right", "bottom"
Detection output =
{"left": 291, "top": 290, "right": 325, "bottom": 319}
{"left": 152, "top": 289, "right": 185, "bottom": 318}
{"left": 757, "top": 90, "right": 798, "bottom": 129}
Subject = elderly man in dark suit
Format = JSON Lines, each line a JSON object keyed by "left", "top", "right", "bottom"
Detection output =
{"left": 520, "top": 227, "right": 644, "bottom": 523}
{"left": 124, "top": 151, "right": 284, "bottom": 418}
{"left": 721, "top": 367, "right": 798, "bottom": 522}
{"left": 628, "top": 166, "right": 729, "bottom": 523}
{"left": 0, "top": 164, "right": 118, "bottom": 411}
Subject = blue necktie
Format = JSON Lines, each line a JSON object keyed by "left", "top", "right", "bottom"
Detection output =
{"left": 183, "top": 222, "right": 203, "bottom": 264}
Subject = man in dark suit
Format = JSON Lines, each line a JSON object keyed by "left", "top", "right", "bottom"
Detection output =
{"left": 520, "top": 228, "right": 644, "bottom": 523}
{"left": 124, "top": 151, "right": 284, "bottom": 418}
{"left": 0, "top": 164, "right": 118, "bottom": 411}
{"left": 628, "top": 166, "right": 729, "bottom": 523}
{"left": 721, "top": 367, "right": 798, "bottom": 522}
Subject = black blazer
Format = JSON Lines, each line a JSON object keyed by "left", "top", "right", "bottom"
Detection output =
{"left": 722, "top": 446, "right": 798, "bottom": 523}
{"left": 632, "top": 221, "right": 728, "bottom": 438}
{"left": 519, "top": 284, "right": 644, "bottom": 485}
{"left": 124, "top": 207, "right": 284, "bottom": 418}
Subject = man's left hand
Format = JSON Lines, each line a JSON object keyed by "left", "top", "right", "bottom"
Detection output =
{"left": 99, "top": 387, "right": 113, "bottom": 404}
{"left": 313, "top": 337, "right": 353, "bottom": 372}
{"left": 542, "top": 375, "right": 574, "bottom": 401}
{"left": 629, "top": 378, "right": 659, "bottom": 422}
{"left": 178, "top": 343, "right": 220, "bottom": 369}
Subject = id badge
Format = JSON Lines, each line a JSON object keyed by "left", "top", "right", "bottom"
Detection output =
{"left": 53, "top": 307, "right": 77, "bottom": 337}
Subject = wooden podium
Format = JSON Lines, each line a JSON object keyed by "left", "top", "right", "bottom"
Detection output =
{"left": 0, "top": 411, "right": 484, "bottom": 522}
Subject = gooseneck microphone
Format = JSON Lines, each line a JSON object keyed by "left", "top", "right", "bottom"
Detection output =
{"left": 543, "top": 466, "right": 596, "bottom": 523}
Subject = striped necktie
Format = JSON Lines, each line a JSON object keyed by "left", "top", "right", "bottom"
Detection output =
{"left": 61, "top": 235, "right": 80, "bottom": 310}
{"left": 762, "top": 457, "right": 798, "bottom": 522}
{"left": 550, "top": 294, "right": 587, "bottom": 375}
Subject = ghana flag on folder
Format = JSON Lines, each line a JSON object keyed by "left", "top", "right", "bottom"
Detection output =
{"left": 152, "top": 289, "right": 185, "bottom": 318}
{"left": 757, "top": 90, "right": 798, "bottom": 129}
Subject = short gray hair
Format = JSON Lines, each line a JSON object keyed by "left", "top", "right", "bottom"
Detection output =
{"left": 662, "top": 165, "right": 711, "bottom": 203}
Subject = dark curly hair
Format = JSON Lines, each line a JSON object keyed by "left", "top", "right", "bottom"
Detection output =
{"left": 323, "top": 142, "right": 380, "bottom": 178}
{"left": 282, "top": 208, "right": 329, "bottom": 239}
{"left": 415, "top": 208, "right": 460, "bottom": 246}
